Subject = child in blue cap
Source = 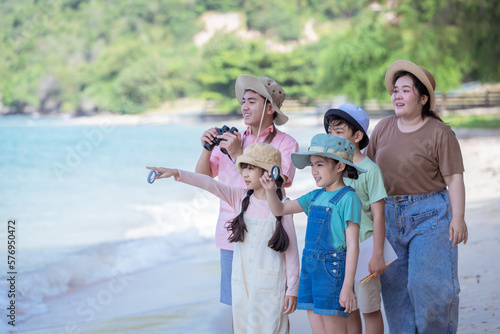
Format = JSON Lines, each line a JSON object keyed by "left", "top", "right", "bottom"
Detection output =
{"left": 261, "top": 134, "right": 365, "bottom": 334}
{"left": 325, "top": 103, "right": 388, "bottom": 334}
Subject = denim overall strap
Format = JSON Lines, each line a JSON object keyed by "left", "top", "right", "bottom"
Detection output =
{"left": 304, "top": 186, "right": 355, "bottom": 251}
{"left": 328, "top": 186, "right": 355, "bottom": 206}
{"left": 310, "top": 187, "right": 326, "bottom": 205}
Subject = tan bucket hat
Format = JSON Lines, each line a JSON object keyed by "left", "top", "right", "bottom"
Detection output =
{"left": 235, "top": 75, "right": 288, "bottom": 125}
{"left": 236, "top": 142, "right": 284, "bottom": 180}
{"left": 385, "top": 59, "right": 436, "bottom": 110}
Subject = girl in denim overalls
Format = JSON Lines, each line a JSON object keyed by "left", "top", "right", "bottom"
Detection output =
{"left": 262, "top": 134, "right": 366, "bottom": 334}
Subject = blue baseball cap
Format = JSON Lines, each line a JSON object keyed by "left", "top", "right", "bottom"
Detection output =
{"left": 323, "top": 103, "right": 370, "bottom": 149}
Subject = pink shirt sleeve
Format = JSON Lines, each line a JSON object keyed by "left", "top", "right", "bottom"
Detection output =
{"left": 209, "top": 146, "right": 221, "bottom": 178}
{"left": 272, "top": 134, "right": 298, "bottom": 188}
{"left": 176, "top": 170, "right": 245, "bottom": 212}
{"left": 177, "top": 170, "right": 300, "bottom": 296}
{"left": 282, "top": 203, "right": 300, "bottom": 296}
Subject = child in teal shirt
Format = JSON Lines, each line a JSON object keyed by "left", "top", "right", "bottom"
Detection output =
{"left": 325, "top": 103, "right": 387, "bottom": 334}
{"left": 262, "top": 134, "right": 365, "bottom": 334}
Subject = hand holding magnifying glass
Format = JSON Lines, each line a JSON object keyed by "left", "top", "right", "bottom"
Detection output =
{"left": 270, "top": 165, "right": 280, "bottom": 181}
{"left": 147, "top": 170, "right": 160, "bottom": 184}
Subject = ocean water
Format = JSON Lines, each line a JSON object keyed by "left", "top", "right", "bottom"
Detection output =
{"left": 0, "top": 115, "right": 236, "bottom": 330}
{"left": 0, "top": 114, "right": 323, "bottom": 332}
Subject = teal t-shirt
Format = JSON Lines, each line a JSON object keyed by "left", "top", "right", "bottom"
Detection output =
{"left": 344, "top": 157, "right": 387, "bottom": 243}
{"left": 297, "top": 187, "right": 362, "bottom": 251}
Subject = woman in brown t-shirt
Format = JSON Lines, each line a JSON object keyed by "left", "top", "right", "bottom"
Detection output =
{"left": 366, "top": 59, "right": 468, "bottom": 333}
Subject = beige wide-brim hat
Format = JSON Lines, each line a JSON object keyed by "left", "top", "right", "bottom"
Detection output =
{"left": 235, "top": 75, "right": 289, "bottom": 125}
{"left": 385, "top": 59, "right": 436, "bottom": 110}
{"left": 236, "top": 142, "right": 285, "bottom": 180}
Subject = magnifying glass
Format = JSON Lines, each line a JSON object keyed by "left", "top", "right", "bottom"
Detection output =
{"left": 147, "top": 170, "right": 159, "bottom": 184}
{"left": 270, "top": 165, "right": 280, "bottom": 181}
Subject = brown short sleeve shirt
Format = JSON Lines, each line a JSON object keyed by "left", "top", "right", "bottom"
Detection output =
{"left": 366, "top": 116, "right": 464, "bottom": 196}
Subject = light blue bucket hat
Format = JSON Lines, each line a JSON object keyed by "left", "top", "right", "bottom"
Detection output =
{"left": 291, "top": 134, "right": 366, "bottom": 173}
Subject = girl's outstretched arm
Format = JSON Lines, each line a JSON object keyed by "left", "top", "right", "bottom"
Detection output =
{"left": 146, "top": 167, "right": 179, "bottom": 179}
{"left": 259, "top": 172, "right": 303, "bottom": 216}
{"left": 146, "top": 167, "right": 245, "bottom": 212}
{"left": 339, "top": 220, "right": 359, "bottom": 314}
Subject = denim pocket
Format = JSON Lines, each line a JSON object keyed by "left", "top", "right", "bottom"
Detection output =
{"left": 324, "top": 258, "right": 342, "bottom": 280}
{"left": 411, "top": 209, "right": 438, "bottom": 234}
{"left": 305, "top": 217, "right": 324, "bottom": 244}
{"left": 256, "top": 269, "right": 279, "bottom": 292}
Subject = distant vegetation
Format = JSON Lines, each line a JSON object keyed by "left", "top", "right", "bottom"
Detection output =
{"left": 443, "top": 114, "right": 500, "bottom": 129}
{"left": 1, "top": 0, "right": 499, "bottom": 115}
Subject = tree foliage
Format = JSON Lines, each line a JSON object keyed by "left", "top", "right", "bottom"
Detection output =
{"left": 0, "top": 0, "right": 498, "bottom": 115}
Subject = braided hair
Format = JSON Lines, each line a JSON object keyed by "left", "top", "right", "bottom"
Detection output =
{"left": 226, "top": 167, "right": 289, "bottom": 252}
{"left": 226, "top": 189, "right": 252, "bottom": 243}
{"left": 267, "top": 175, "right": 289, "bottom": 252}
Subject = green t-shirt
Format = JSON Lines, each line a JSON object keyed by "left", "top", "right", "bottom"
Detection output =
{"left": 297, "top": 187, "right": 362, "bottom": 251}
{"left": 344, "top": 157, "right": 387, "bottom": 243}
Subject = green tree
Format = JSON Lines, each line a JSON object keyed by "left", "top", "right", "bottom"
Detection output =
{"left": 318, "top": 10, "right": 399, "bottom": 104}
{"left": 0, "top": 0, "right": 498, "bottom": 115}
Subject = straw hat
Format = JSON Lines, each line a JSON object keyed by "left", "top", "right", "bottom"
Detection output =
{"left": 291, "top": 134, "right": 366, "bottom": 173}
{"left": 236, "top": 143, "right": 285, "bottom": 180}
{"left": 235, "top": 75, "right": 288, "bottom": 125}
{"left": 385, "top": 59, "right": 436, "bottom": 110}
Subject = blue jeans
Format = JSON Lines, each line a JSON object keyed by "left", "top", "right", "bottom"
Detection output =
{"left": 382, "top": 189, "right": 460, "bottom": 334}
{"left": 220, "top": 249, "right": 233, "bottom": 305}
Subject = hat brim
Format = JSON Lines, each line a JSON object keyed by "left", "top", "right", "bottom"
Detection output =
{"left": 385, "top": 60, "right": 435, "bottom": 110}
{"left": 291, "top": 151, "right": 366, "bottom": 173}
{"left": 235, "top": 75, "right": 288, "bottom": 126}
{"left": 323, "top": 109, "right": 369, "bottom": 150}
{"left": 236, "top": 155, "right": 285, "bottom": 181}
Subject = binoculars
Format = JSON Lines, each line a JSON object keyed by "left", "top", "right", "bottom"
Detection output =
{"left": 203, "top": 125, "right": 238, "bottom": 155}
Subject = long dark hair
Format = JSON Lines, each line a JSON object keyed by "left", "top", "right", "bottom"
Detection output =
{"left": 226, "top": 169, "right": 289, "bottom": 252}
{"left": 393, "top": 71, "right": 443, "bottom": 122}
{"left": 266, "top": 176, "right": 289, "bottom": 252}
{"left": 329, "top": 159, "right": 359, "bottom": 180}
{"left": 344, "top": 164, "right": 359, "bottom": 180}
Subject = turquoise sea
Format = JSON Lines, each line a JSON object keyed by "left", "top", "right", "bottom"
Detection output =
{"left": 0, "top": 115, "right": 229, "bottom": 330}
{"left": 0, "top": 114, "right": 323, "bottom": 332}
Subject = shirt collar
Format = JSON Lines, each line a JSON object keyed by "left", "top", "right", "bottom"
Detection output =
{"left": 245, "top": 124, "right": 275, "bottom": 141}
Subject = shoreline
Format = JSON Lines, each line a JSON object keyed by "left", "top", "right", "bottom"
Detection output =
{"left": 2, "top": 103, "right": 499, "bottom": 127}
{"left": 0, "top": 110, "right": 326, "bottom": 127}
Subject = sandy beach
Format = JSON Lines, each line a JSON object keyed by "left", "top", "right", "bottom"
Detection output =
{"left": 11, "top": 113, "right": 500, "bottom": 333}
